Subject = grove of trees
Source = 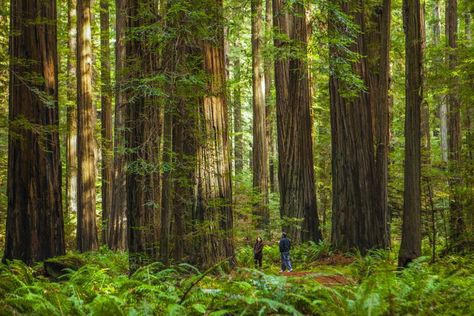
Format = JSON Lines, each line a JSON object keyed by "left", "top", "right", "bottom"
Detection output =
{"left": 1, "top": 0, "right": 473, "bottom": 273}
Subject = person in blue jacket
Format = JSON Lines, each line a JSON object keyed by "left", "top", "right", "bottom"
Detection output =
{"left": 279, "top": 232, "right": 292, "bottom": 272}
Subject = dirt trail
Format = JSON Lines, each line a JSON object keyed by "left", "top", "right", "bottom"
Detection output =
{"left": 279, "top": 271, "right": 353, "bottom": 286}
{"left": 279, "top": 253, "right": 355, "bottom": 286}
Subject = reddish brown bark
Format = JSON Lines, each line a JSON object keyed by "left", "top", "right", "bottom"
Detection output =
{"left": 125, "top": 0, "right": 161, "bottom": 271}
{"left": 77, "top": 0, "right": 99, "bottom": 252}
{"left": 399, "top": 0, "right": 424, "bottom": 267}
{"left": 107, "top": 0, "right": 127, "bottom": 250}
{"left": 251, "top": 0, "right": 269, "bottom": 228}
{"left": 446, "top": 0, "right": 465, "bottom": 250}
{"left": 108, "top": 0, "right": 127, "bottom": 250}
{"left": 195, "top": 0, "right": 235, "bottom": 268}
{"left": 4, "top": 0, "right": 65, "bottom": 264}
{"left": 233, "top": 58, "right": 244, "bottom": 174}
{"left": 330, "top": 0, "right": 391, "bottom": 253}
{"left": 100, "top": 0, "right": 113, "bottom": 245}
{"left": 273, "top": 0, "right": 322, "bottom": 244}
{"left": 67, "top": 0, "right": 78, "bottom": 216}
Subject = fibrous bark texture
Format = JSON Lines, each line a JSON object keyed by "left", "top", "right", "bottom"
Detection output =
{"left": 251, "top": 0, "right": 269, "bottom": 228}
{"left": 273, "top": 0, "right": 322, "bottom": 244}
{"left": 446, "top": 0, "right": 465, "bottom": 250}
{"left": 67, "top": 0, "right": 78, "bottom": 215}
{"left": 108, "top": 0, "right": 127, "bottom": 250}
{"left": 100, "top": 0, "right": 113, "bottom": 245}
{"left": 125, "top": 0, "right": 161, "bottom": 272}
{"left": 329, "top": 0, "right": 391, "bottom": 253}
{"left": 77, "top": 0, "right": 99, "bottom": 252}
{"left": 233, "top": 58, "right": 244, "bottom": 174}
{"left": 399, "top": 0, "right": 424, "bottom": 267}
{"left": 195, "top": 0, "right": 235, "bottom": 268}
{"left": 4, "top": 0, "right": 65, "bottom": 264}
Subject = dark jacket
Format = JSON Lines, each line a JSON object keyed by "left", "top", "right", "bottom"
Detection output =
{"left": 279, "top": 237, "right": 291, "bottom": 253}
{"left": 253, "top": 241, "right": 264, "bottom": 258}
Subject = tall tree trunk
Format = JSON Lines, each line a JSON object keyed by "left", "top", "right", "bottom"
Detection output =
{"left": 195, "top": 0, "right": 235, "bottom": 268}
{"left": 446, "top": 0, "right": 464, "bottom": 250}
{"left": 366, "top": 0, "right": 392, "bottom": 248}
{"left": 432, "top": 0, "right": 448, "bottom": 162}
{"left": 465, "top": 13, "right": 474, "bottom": 236}
{"left": 108, "top": 0, "right": 127, "bottom": 250}
{"left": 251, "top": 0, "right": 269, "bottom": 228}
{"left": 329, "top": 0, "right": 389, "bottom": 252}
{"left": 67, "top": 0, "right": 78, "bottom": 215}
{"left": 161, "top": 1, "right": 199, "bottom": 263}
{"left": 4, "top": 0, "right": 65, "bottom": 264}
{"left": 273, "top": 0, "right": 321, "bottom": 243}
{"left": 100, "top": 0, "right": 113, "bottom": 246}
{"left": 125, "top": 0, "right": 161, "bottom": 272}
{"left": 265, "top": 0, "right": 276, "bottom": 193}
{"left": 399, "top": 0, "right": 424, "bottom": 267}
{"left": 160, "top": 103, "right": 173, "bottom": 266}
{"left": 77, "top": 0, "right": 99, "bottom": 252}
{"left": 172, "top": 96, "right": 197, "bottom": 262}
{"left": 233, "top": 58, "right": 243, "bottom": 174}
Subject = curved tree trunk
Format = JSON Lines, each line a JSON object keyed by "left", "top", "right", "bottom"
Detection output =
{"left": 4, "top": 0, "right": 65, "bottom": 264}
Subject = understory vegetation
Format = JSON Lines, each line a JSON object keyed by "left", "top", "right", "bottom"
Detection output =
{"left": 1, "top": 244, "right": 473, "bottom": 315}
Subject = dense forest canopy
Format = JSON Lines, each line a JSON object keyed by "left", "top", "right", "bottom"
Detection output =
{"left": 0, "top": 0, "right": 473, "bottom": 314}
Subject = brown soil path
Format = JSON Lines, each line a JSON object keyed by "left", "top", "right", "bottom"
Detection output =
{"left": 279, "top": 271, "right": 353, "bottom": 286}
{"left": 279, "top": 253, "right": 355, "bottom": 286}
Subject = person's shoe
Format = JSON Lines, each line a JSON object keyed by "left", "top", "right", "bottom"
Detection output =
{"left": 289, "top": 269, "right": 293, "bottom": 272}
{"left": 279, "top": 270, "right": 284, "bottom": 273}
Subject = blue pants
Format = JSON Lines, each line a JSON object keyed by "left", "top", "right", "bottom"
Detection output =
{"left": 281, "top": 252, "right": 292, "bottom": 271}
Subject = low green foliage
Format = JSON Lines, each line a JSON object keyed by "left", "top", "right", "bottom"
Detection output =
{"left": 0, "top": 244, "right": 473, "bottom": 315}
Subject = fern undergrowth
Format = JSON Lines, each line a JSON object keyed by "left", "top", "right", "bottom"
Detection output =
{"left": 0, "top": 244, "right": 472, "bottom": 315}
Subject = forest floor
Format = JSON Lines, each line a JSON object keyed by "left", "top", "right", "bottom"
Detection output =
{"left": 0, "top": 244, "right": 473, "bottom": 315}
{"left": 278, "top": 253, "right": 355, "bottom": 285}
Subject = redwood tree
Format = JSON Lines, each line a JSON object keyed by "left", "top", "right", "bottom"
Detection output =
{"left": 125, "top": 0, "right": 161, "bottom": 271}
{"left": 77, "top": 0, "right": 98, "bottom": 252}
{"left": 4, "top": 0, "right": 64, "bottom": 264}
{"left": 251, "top": 0, "right": 269, "bottom": 228}
{"left": 108, "top": 0, "right": 127, "bottom": 250}
{"left": 446, "top": 0, "right": 465, "bottom": 250}
{"left": 195, "top": 0, "right": 235, "bottom": 268}
{"left": 399, "top": 0, "right": 424, "bottom": 267}
{"left": 233, "top": 57, "right": 244, "bottom": 174}
{"left": 100, "top": 0, "right": 113, "bottom": 245}
{"left": 265, "top": 0, "right": 276, "bottom": 193}
{"left": 273, "top": 0, "right": 321, "bottom": 243}
{"left": 67, "top": 0, "right": 78, "bottom": 215}
{"left": 329, "top": 0, "right": 391, "bottom": 253}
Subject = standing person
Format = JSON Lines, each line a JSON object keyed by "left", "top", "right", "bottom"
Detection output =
{"left": 279, "top": 233, "right": 292, "bottom": 272}
{"left": 253, "top": 237, "right": 264, "bottom": 268}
